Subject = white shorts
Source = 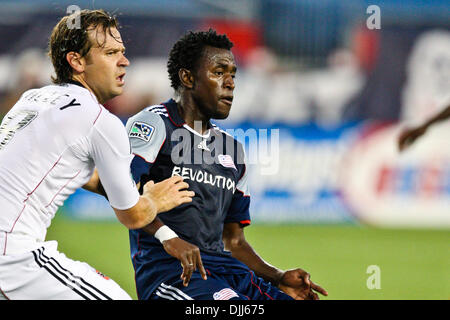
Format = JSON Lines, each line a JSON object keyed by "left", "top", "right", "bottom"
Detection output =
{"left": 0, "top": 241, "right": 132, "bottom": 300}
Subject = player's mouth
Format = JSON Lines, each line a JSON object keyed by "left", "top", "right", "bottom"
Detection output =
{"left": 219, "top": 95, "right": 233, "bottom": 106}
{"left": 116, "top": 73, "right": 126, "bottom": 86}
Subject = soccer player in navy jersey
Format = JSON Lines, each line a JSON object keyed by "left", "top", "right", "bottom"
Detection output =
{"left": 126, "top": 29, "right": 328, "bottom": 300}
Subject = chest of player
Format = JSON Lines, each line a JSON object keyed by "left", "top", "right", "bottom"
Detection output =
{"left": 152, "top": 127, "right": 242, "bottom": 197}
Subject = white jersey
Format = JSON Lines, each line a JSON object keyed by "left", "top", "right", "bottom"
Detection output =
{"left": 0, "top": 83, "right": 140, "bottom": 255}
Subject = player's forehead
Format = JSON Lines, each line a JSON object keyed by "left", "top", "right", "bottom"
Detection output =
{"left": 86, "top": 25, "right": 124, "bottom": 51}
{"left": 201, "top": 46, "right": 236, "bottom": 70}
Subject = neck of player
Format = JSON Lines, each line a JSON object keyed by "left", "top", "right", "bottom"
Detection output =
{"left": 176, "top": 94, "right": 210, "bottom": 135}
{"left": 71, "top": 75, "right": 107, "bottom": 105}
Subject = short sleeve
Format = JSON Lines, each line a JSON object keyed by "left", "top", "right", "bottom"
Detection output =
{"left": 126, "top": 109, "right": 167, "bottom": 184}
{"left": 225, "top": 142, "right": 251, "bottom": 226}
{"left": 90, "top": 112, "right": 140, "bottom": 210}
{"left": 126, "top": 109, "right": 167, "bottom": 163}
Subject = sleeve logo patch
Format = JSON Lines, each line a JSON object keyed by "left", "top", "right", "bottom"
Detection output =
{"left": 129, "top": 121, "right": 154, "bottom": 142}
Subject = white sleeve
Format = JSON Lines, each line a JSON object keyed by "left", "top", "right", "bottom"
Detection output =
{"left": 90, "top": 112, "right": 140, "bottom": 210}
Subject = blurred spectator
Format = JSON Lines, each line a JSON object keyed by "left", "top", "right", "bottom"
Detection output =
{"left": 0, "top": 48, "right": 51, "bottom": 118}
{"left": 307, "top": 48, "right": 365, "bottom": 127}
{"left": 228, "top": 45, "right": 364, "bottom": 126}
{"left": 401, "top": 29, "right": 450, "bottom": 125}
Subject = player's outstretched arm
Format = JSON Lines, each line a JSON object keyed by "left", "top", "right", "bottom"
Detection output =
{"left": 141, "top": 218, "right": 207, "bottom": 287}
{"left": 398, "top": 104, "right": 450, "bottom": 151}
{"left": 223, "top": 222, "right": 328, "bottom": 300}
{"left": 114, "top": 176, "right": 195, "bottom": 230}
{"left": 398, "top": 125, "right": 427, "bottom": 151}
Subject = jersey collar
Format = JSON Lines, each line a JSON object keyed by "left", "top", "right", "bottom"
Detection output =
{"left": 62, "top": 80, "right": 99, "bottom": 104}
{"left": 162, "top": 98, "right": 213, "bottom": 130}
{"left": 161, "top": 99, "right": 185, "bottom": 127}
{"left": 66, "top": 79, "right": 85, "bottom": 88}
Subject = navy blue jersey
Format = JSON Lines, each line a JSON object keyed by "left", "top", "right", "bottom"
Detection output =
{"left": 125, "top": 99, "right": 253, "bottom": 298}
{"left": 125, "top": 100, "right": 293, "bottom": 300}
{"left": 127, "top": 99, "right": 250, "bottom": 253}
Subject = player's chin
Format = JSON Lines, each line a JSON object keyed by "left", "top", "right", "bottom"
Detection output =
{"left": 214, "top": 103, "right": 231, "bottom": 119}
{"left": 112, "top": 85, "right": 125, "bottom": 96}
{"left": 213, "top": 110, "right": 230, "bottom": 120}
{"left": 105, "top": 87, "right": 124, "bottom": 102}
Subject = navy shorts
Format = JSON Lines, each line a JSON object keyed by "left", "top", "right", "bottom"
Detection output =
{"left": 148, "top": 267, "right": 293, "bottom": 300}
{"left": 133, "top": 245, "right": 294, "bottom": 301}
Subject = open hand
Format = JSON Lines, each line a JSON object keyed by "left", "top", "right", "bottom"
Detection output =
{"left": 278, "top": 268, "right": 328, "bottom": 300}
{"left": 142, "top": 176, "right": 195, "bottom": 214}
{"left": 162, "top": 237, "right": 207, "bottom": 287}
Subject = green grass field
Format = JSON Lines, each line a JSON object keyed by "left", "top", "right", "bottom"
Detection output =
{"left": 46, "top": 216, "right": 450, "bottom": 300}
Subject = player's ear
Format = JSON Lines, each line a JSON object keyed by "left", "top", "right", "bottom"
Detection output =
{"left": 179, "top": 68, "right": 194, "bottom": 89}
{"left": 66, "top": 51, "right": 85, "bottom": 74}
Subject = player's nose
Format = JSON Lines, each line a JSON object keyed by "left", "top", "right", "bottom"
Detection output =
{"left": 223, "top": 74, "right": 235, "bottom": 90}
{"left": 119, "top": 53, "right": 130, "bottom": 67}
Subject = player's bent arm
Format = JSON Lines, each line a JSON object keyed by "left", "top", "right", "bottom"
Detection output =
{"left": 89, "top": 112, "right": 193, "bottom": 229}
{"left": 223, "top": 223, "right": 328, "bottom": 299}
{"left": 113, "top": 191, "right": 158, "bottom": 230}
{"left": 222, "top": 222, "right": 284, "bottom": 286}
{"left": 423, "top": 104, "right": 450, "bottom": 129}
{"left": 399, "top": 104, "right": 450, "bottom": 151}
{"left": 140, "top": 217, "right": 207, "bottom": 285}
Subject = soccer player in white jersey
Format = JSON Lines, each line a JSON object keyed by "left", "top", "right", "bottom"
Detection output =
{"left": 0, "top": 9, "right": 196, "bottom": 300}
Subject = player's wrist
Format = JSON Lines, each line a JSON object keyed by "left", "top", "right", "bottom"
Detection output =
{"left": 273, "top": 270, "right": 285, "bottom": 287}
{"left": 154, "top": 225, "right": 178, "bottom": 243}
{"left": 138, "top": 194, "right": 158, "bottom": 226}
{"left": 144, "top": 195, "right": 165, "bottom": 215}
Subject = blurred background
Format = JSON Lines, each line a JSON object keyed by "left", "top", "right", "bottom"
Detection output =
{"left": 0, "top": 0, "right": 448, "bottom": 300}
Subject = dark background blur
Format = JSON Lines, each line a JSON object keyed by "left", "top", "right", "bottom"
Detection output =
{"left": 0, "top": 0, "right": 449, "bottom": 227}
{"left": 1, "top": 0, "right": 448, "bottom": 301}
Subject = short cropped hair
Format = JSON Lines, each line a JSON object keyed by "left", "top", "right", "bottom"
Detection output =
{"left": 48, "top": 9, "right": 120, "bottom": 84}
{"left": 167, "top": 29, "right": 234, "bottom": 90}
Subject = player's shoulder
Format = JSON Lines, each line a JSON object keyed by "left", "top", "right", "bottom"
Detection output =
{"left": 22, "top": 84, "right": 103, "bottom": 117}
{"left": 36, "top": 83, "right": 98, "bottom": 104}
{"left": 126, "top": 105, "right": 168, "bottom": 160}
{"left": 94, "top": 108, "right": 125, "bottom": 133}
{"left": 126, "top": 105, "right": 168, "bottom": 140}
{"left": 126, "top": 104, "right": 168, "bottom": 136}
{"left": 144, "top": 104, "right": 170, "bottom": 119}
{"left": 61, "top": 84, "right": 104, "bottom": 111}
{"left": 16, "top": 84, "right": 106, "bottom": 133}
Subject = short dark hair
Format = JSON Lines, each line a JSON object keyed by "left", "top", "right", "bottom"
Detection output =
{"left": 48, "top": 9, "right": 120, "bottom": 84}
{"left": 167, "top": 29, "right": 234, "bottom": 90}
